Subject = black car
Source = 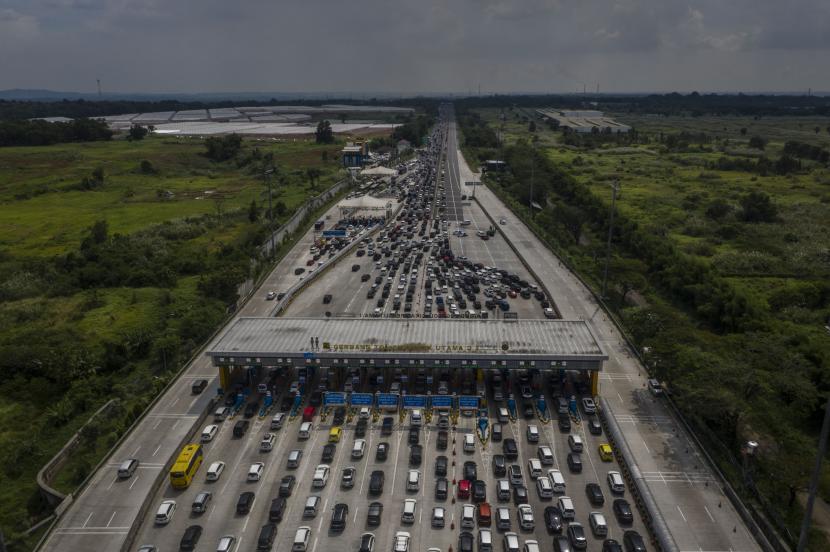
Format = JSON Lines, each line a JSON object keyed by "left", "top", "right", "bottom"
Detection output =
{"left": 322, "top": 444, "right": 336, "bottom": 462}
{"left": 369, "top": 470, "right": 385, "bottom": 495}
{"left": 330, "top": 503, "right": 349, "bottom": 532}
{"left": 544, "top": 506, "right": 563, "bottom": 534}
{"left": 623, "top": 530, "right": 647, "bottom": 552}
{"left": 257, "top": 523, "right": 277, "bottom": 551}
{"left": 351, "top": 264, "right": 361, "bottom": 272}
{"left": 361, "top": 274, "right": 371, "bottom": 282}
{"left": 309, "top": 390, "right": 323, "bottom": 407}
{"left": 435, "top": 455, "right": 448, "bottom": 477}
{"left": 558, "top": 414, "right": 571, "bottom": 433}
{"left": 435, "top": 477, "right": 449, "bottom": 500}
{"left": 613, "top": 499, "right": 634, "bottom": 525}
{"left": 408, "top": 427, "right": 420, "bottom": 445}
{"left": 513, "top": 485, "right": 528, "bottom": 504}
{"left": 493, "top": 454, "right": 506, "bottom": 477}
{"left": 268, "top": 497, "right": 286, "bottom": 522}
{"left": 278, "top": 475, "right": 295, "bottom": 497}
{"left": 463, "top": 461, "right": 477, "bottom": 481}
{"left": 376, "top": 442, "right": 389, "bottom": 461}
{"left": 437, "top": 430, "right": 448, "bottom": 450}
{"left": 180, "top": 524, "right": 203, "bottom": 551}
{"left": 503, "top": 438, "right": 518, "bottom": 460}
{"left": 355, "top": 419, "right": 367, "bottom": 437}
{"left": 237, "top": 491, "right": 255, "bottom": 514}
{"left": 360, "top": 533, "right": 376, "bottom": 552}
{"left": 279, "top": 396, "right": 293, "bottom": 412}
{"left": 522, "top": 402, "right": 535, "bottom": 419}
{"left": 244, "top": 401, "right": 259, "bottom": 418}
{"left": 602, "top": 539, "right": 623, "bottom": 552}
{"left": 472, "top": 479, "right": 487, "bottom": 502}
{"left": 459, "top": 531, "right": 475, "bottom": 552}
{"left": 333, "top": 407, "right": 346, "bottom": 426}
{"left": 586, "top": 483, "right": 605, "bottom": 506}
{"left": 323, "top": 294, "right": 332, "bottom": 304}
{"left": 367, "top": 501, "right": 383, "bottom": 525}
{"left": 568, "top": 523, "right": 588, "bottom": 550}
{"left": 191, "top": 379, "right": 207, "bottom": 394}
{"left": 233, "top": 419, "right": 250, "bottom": 438}
{"left": 588, "top": 418, "right": 603, "bottom": 436}
{"left": 567, "top": 453, "right": 582, "bottom": 473}
{"left": 410, "top": 444, "right": 423, "bottom": 466}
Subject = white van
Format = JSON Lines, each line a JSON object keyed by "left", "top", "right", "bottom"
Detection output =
{"left": 407, "top": 470, "right": 421, "bottom": 492}
{"left": 537, "top": 446, "right": 554, "bottom": 466}
{"left": 589, "top": 512, "right": 608, "bottom": 537}
{"left": 287, "top": 449, "right": 302, "bottom": 469}
{"left": 557, "top": 496, "right": 575, "bottom": 521}
{"left": 526, "top": 425, "right": 539, "bottom": 443}
{"left": 523, "top": 541, "right": 540, "bottom": 552}
{"left": 298, "top": 422, "right": 312, "bottom": 439}
{"left": 260, "top": 432, "right": 276, "bottom": 452}
{"left": 270, "top": 412, "right": 285, "bottom": 430}
{"left": 352, "top": 439, "right": 366, "bottom": 459}
{"left": 359, "top": 407, "right": 371, "bottom": 419}
{"left": 312, "top": 465, "right": 330, "bottom": 488}
{"left": 527, "top": 458, "right": 543, "bottom": 479}
{"left": 410, "top": 410, "right": 423, "bottom": 426}
{"left": 607, "top": 471, "right": 625, "bottom": 494}
{"left": 479, "top": 529, "right": 493, "bottom": 552}
{"left": 567, "top": 435, "right": 583, "bottom": 453}
{"left": 201, "top": 424, "right": 218, "bottom": 443}
{"left": 498, "top": 408, "right": 509, "bottom": 423}
{"left": 463, "top": 433, "right": 475, "bottom": 453}
{"left": 293, "top": 526, "right": 311, "bottom": 552}
{"left": 214, "top": 406, "right": 231, "bottom": 422}
{"left": 536, "top": 476, "right": 554, "bottom": 499}
{"left": 303, "top": 496, "right": 320, "bottom": 518}
{"left": 496, "top": 507, "right": 511, "bottom": 530}
{"left": 402, "top": 499, "right": 417, "bottom": 523}
{"left": 548, "top": 469, "right": 566, "bottom": 494}
{"left": 461, "top": 504, "right": 475, "bottom": 529}
{"left": 117, "top": 458, "right": 139, "bottom": 479}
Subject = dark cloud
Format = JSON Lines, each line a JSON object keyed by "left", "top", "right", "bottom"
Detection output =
{"left": 0, "top": 0, "right": 827, "bottom": 93}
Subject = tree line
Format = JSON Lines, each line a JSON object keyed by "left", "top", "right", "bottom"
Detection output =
{"left": 0, "top": 118, "right": 112, "bottom": 147}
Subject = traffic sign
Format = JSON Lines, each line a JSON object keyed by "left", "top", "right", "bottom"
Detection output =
{"left": 350, "top": 393, "right": 373, "bottom": 406}
{"left": 324, "top": 392, "right": 346, "bottom": 406}
{"left": 322, "top": 229, "right": 347, "bottom": 237}
{"left": 459, "top": 395, "right": 479, "bottom": 409}
{"left": 431, "top": 395, "right": 453, "bottom": 409}
{"left": 403, "top": 395, "right": 427, "bottom": 409}
{"left": 377, "top": 393, "right": 399, "bottom": 409}
{"left": 303, "top": 351, "right": 314, "bottom": 359}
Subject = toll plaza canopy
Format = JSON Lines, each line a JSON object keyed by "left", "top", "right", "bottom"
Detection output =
{"left": 207, "top": 317, "right": 607, "bottom": 370}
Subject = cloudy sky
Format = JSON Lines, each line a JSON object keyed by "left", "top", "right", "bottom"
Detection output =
{"left": 1, "top": 0, "right": 828, "bottom": 94}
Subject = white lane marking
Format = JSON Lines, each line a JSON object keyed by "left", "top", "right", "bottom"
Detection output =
{"left": 642, "top": 439, "right": 651, "bottom": 454}
{"left": 131, "top": 446, "right": 141, "bottom": 457}
{"left": 353, "top": 506, "right": 360, "bottom": 524}
{"left": 152, "top": 418, "right": 162, "bottom": 430}
{"left": 391, "top": 428, "right": 403, "bottom": 490}
{"left": 188, "top": 395, "right": 200, "bottom": 409}
{"left": 677, "top": 505, "right": 688, "bottom": 523}
{"left": 82, "top": 512, "right": 93, "bottom": 528}
{"left": 169, "top": 397, "right": 180, "bottom": 408}
{"left": 617, "top": 392, "right": 624, "bottom": 404}
{"left": 704, "top": 505, "right": 716, "bottom": 523}
{"left": 152, "top": 444, "right": 161, "bottom": 457}
{"left": 128, "top": 474, "right": 140, "bottom": 490}
{"left": 105, "top": 511, "right": 116, "bottom": 528}
{"left": 311, "top": 536, "right": 320, "bottom": 552}
{"left": 106, "top": 476, "right": 117, "bottom": 491}
{"left": 171, "top": 419, "right": 180, "bottom": 430}
{"left": 242, "top": 515, "right": 250, "bottom": 533}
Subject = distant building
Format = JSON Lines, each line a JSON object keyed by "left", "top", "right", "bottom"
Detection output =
{"left": 396, "top": 139, "right": 411, "bottom": 154}
{"left": 536, "top": 109, "right": 630, "bottom": 134}
{"left": 342, "top": 141, "right": 368, "bottom": 167}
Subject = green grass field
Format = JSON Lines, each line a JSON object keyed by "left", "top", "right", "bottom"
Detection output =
{"left": 0, "top": 134, "right": 351, "bottom": 549}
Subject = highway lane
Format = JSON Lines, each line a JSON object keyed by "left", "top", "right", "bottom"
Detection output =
{"left": 454, "top": 116, "right": 761, "bottom": 550}
{"left": 41, "top": 201, "right": 344, "bottom": 552}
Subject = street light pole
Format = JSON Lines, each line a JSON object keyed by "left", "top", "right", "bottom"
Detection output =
{"left": 601, "top": 180, "right": 619, "bottom": 299}
{"left": 798, "top": 396, "right": 830, "bottom": 551}
{"left": 263, "top": 167, "right": 275, "bottom": 258}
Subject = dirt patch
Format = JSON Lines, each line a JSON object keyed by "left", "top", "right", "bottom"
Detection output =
{"left": 797, "top": 492, "right": 830, "bottom": 540}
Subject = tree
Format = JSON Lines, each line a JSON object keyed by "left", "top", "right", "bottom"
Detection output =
{"left": 139, "top": 159, "right": 155, "bottom": 174}
{"left": 274, "top": 200, "right": 287, "bottom": 217}
{"left": 128, "top": 124, "right": 149, "bottom": 141}
{"left": 204, "top": 134, "right": 242, "bottom": 161}
{"left": 321, "top": 150, "right": 329, "bottom": 162}
{"left": 528, "top": 121, "right": 536, "bottom": 132}
{"left": 248, "top": 199, "right": 259, "bottom": 222}
{"left": 90, "top": 220, "right": 109, "bottom": 245}
{"left": 748, "top": 136, "right": 766, "bottom": 150}
{"left": 315, "top": 120, "right": 334, "bottom": 144}
{"left": 705, "top": 199, "right": 732, "bottom": 221}
{"left": 740, "top": 191, "right": 778, "bottom": 222}
{"left": 739, "top": 127, "right": 747, "bottom": 136}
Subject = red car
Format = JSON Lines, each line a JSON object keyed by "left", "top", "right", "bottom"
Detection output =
{"left": 306, "top": 259, "right": 315, "bottom": 266}
{"left": 458, "top": 479, "right": 471, "bottom": 499}
{"left": 508, "top": 290, "right": 518, "bottom": 298}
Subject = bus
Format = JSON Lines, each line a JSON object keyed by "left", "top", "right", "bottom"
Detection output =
{"left": 170, "top": 443, "right": 204, "bottom": 489}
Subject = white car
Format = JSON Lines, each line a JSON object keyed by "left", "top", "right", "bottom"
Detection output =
{"left": 266, "top": 291, "right": 277, "bottom": 300}
{"left": 518, "top": 504, "right": 534, "bottom": 530}
{"left": 206, "top": 461, "right": 225, "bottom": 481}
{"left": 432, "top": 506, "right": 446, "bottom": 528}
{"left": 247, "top": 462, "right": 265, "bottom": 482}
{"left": 216, "top": 535, "right": 237, "bottom": 552}
{"left": 582, "top": 397, "right": 597, "bottom": 414}
{"left": 201, "top": 424, "right": 218, "bottom": 442}
{"left": 154, "top": 499, "right": 176, "bottom": 525}
{"left": 394, "top": 532, "right": 410, "bottom": 552}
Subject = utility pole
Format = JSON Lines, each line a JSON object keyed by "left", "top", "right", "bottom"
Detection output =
{"left": 601, "top": 180, "right": 619, "bottom": 299}
{"left": 798, "top": 396, "right": 830, "bottom": 551}
{"left": 263, "top": 167, "right": 275, "bottom": 258}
